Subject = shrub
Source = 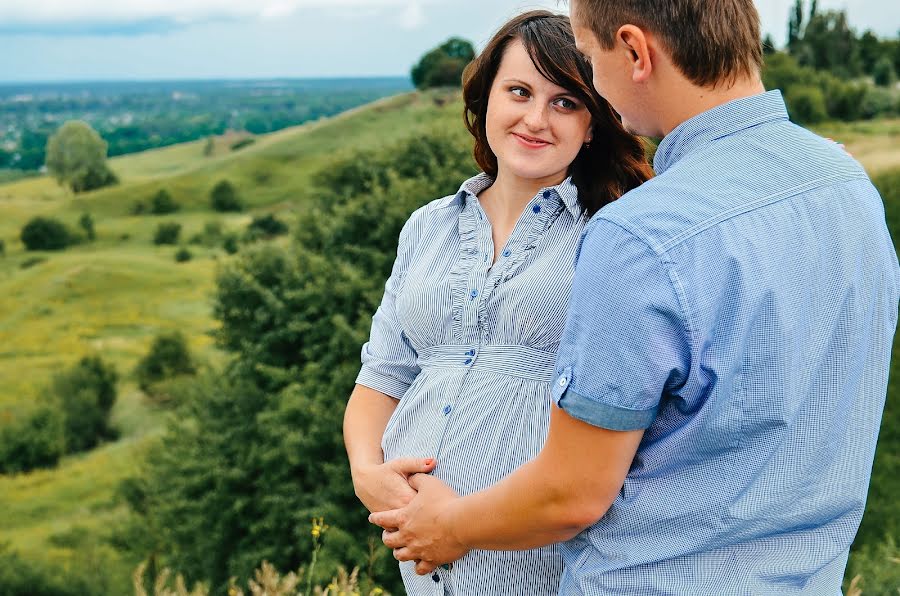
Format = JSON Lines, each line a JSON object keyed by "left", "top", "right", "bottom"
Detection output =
{"left": 153, "top": 222, "right": 181, "bottom": 245}
{"left": 20, "top": 256, "right": 47, "bottom": 269}
{"left": 873, "top": 55, "right": 898, "bottom": 87}
{"left": 223, "top": 233, "right": 240, "bottom": 255}
{"left": 0, "top": 543, "right": 100, "bottom": 596}
{"left": 131, "top": 201, "right": 147, "bottom": 215}
{"left": 20, "top": 216, "right": 72, "bottom": 251}
{"left": 150, "top": 189, "right": 179, "bottom": 215}
{"left": 786, "top": 85, "right": 829, "bottom": 124}
{"left": 245, "top": 214, "right": 289, "bottom": 240}
{"left": 230, "top": 138, "right": 256, "bottom": 151}
{"left": 860, "top": 87, "right": 898, "bottom": 119}
{"left": 210, "top": 180, "right": 243, "bottom": 212}
{"left": 0, "top": 406, "right": 66, "bottom": 474}
{"left": 78, "top": 213, "right": 95, "bottom": 241}
{"left": 175, "top": 247, "right": 193, "bottom": 263}
{"left": 0, "top": 238, "right": 5, "bottom": 256}
{"left": 134, "top": 331, "right": 197, "bottom": 393}
{"left": 51, "top": 355, "right": 118, "bottom": 453}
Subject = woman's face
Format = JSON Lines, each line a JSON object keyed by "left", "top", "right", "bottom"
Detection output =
{"left": 485, "top": 39, "right": 593, "bottom": 187}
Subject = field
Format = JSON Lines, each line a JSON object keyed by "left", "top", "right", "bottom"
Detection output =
{"left": 0, "top": 93, "right": 898, "bottom": 592}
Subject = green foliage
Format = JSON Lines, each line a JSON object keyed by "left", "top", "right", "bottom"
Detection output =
{"left": 0, "top": 543, "right": 101, "bottom": 596}
{"left": 0, "top": 238, "right": 5, "bottom": 256}
{"left": 230, "top": 138, "right": 256, "bottom": 151}
{"left": 873, "top": 55, "right": 898, "bottom": 87}
{"left": 785, "top": 85, "right": 829, "bottom": 124}
{"left": 222, "top": 234, "right": 240, "bottom": 255}
{"left": 0, "top": 406, "right": 65, "bottom": 474}
{"left": 79, "top": 213, "right": 96, "bottom": 241}
{"left": 210, "top": 180, "right": 243, "bottom": 212}
{"left": 245, "top": 214, "right": 289, "bottom": 241}
{"left": 174, "top": 247, "right": 193, "bottom": 263}
{"left": 134, "top": 331, "right": 197, "bottom": 394}
{"left": 20, "top": 216, "right": 72, "bottom": 251}
{"left": 151, "top": 190, "right": 180, "bottom": 215}
{"left": 154, "top": 222, "right": 182, "bottom": 246}
{"left": 843, "top": 537, "right": 900, "bottom": 595}
{"left": 411, "top": 37, "right": 475, "bottom": 90}
{"left": 44, "top": 121, "right": 118, "bottom": 193}
{"left": 51, "top": 355, "right": 119, "bottom": 454}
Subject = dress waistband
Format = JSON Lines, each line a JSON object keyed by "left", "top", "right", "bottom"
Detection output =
{"left": 417, "top": 344, "right": 556, "bottom": 383}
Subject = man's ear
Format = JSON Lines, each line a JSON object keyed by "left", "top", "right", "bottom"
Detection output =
{"left": 617, "top": 25, "right": 653, "bottom": 84}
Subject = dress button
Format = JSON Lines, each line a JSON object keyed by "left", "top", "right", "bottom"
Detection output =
{"left": 559, "top": 377, "right": 568, "bottom": 387}
{"left": 543, "top": 190, "right": 552, "bottom": 199}
{"left": 443, "top": 405, "right": 452, "bottom": 415}
{"left": 470, "top": 289, "right": 479, "bottom": 299}
{"left": 432, "top": 573, "right": 440, "bottom": 582}
{"left": 467, "top": 349, "right": 475, "bottom": 356}
{"left": 502, "top": 249, "right": 511, "bottom": 257}
{"left": 532, "top": 204, "right": 541, "bottom": 213}
{"left": 464, "top": 358, "right": 472, "bottom": 365}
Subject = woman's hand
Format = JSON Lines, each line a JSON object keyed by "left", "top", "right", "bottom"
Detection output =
{"left": 351, "top": 457, "right": 436, "bottom": 513}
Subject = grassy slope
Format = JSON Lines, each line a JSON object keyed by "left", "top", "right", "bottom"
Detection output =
{"left": 0, "top": 91, "right": 462, "bottom": 578}
{"left": 0, "top": 99, "right": 896, "bottom": 586}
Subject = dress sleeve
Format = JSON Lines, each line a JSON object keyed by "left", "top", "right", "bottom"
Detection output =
{"left": 551, "top": 217, "right": 692, "bottom": 431}
{"left": 355, "top": 215, "right": 422, "bottom": 399}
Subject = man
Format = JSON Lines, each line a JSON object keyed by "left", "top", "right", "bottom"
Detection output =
{"left": 371, "top": 0, "right": 900, "bottom": 592}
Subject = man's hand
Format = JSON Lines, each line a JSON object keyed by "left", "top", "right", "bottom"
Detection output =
{"left": 352, "top": 458, "right": 436, "bottom": 513}
{"left": 369, "top": 473, "right": 469, "bottom": 573}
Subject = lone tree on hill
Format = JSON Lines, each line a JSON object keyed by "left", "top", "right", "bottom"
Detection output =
{"left": 45, "top": 120, "right": 118, "bottom": 193}
{"left": 411, "top": 37, "right": 476, "bottom": 89}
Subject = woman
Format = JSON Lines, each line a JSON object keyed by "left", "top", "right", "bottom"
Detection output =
{"left": 343, "top": 10, "right": 652, "bottom": 595}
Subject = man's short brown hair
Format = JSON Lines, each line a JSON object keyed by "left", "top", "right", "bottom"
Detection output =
{"left": 572, "top": 0, "right": 763, "bottom": 88}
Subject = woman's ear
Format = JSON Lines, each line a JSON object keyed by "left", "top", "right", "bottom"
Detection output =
{"left": 617, "top": 25, "right": 653, "bottom": 84}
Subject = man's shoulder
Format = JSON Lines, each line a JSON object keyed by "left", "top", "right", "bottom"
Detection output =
{"left": 593, "top": 122, "right": 872, "bottom": 251}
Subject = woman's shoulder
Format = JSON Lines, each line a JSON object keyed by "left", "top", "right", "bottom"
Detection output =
{"left": 399, "top": 173, "right": 487, "bottom": 242}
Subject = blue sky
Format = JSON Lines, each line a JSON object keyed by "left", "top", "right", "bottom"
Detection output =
{"left": 0, "top": 0, "right": 896, "bottom": 82}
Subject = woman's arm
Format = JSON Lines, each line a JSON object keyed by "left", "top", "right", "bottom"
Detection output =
{"left": 344, "top": 384, "right": 435, "bottom": 513}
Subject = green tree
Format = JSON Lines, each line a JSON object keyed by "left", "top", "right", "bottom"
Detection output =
{"left": 20, "top": 216, "right": 72, "bottom": 251}
{"left": 52, "top": 355, "right": 119, "bottom": 453}
{"left": 786, "top": 85, "right": 829, "bottom": 123}
{"left": 150, "top": 189, "right": 179, "bottom": 215}
{"left": 45, "top": 121, "right": 118, "bottom": 193}
{"left": 411, "top": 37, "right": 475, "bottom": 89}
{"left": 78, "top": 212, "right": 95, "bottom": 241}
{"left": 872, "top": 55, "right": 898, "bottom": 87}
{"left": 134, "top": 331, "right": 197, "bottom": 393}
{"left": 210, "top": 180, "right": 243, "bottom": 212}
{"left": 0, "top": 406, "right": 66, "bottom": 474}
{"left": 153, "top": 222, "right": 181, "bottom": 245}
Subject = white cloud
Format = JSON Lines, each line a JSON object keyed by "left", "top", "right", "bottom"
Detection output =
{"left": 0, "top": 0, "right": 438, "bottom": 29}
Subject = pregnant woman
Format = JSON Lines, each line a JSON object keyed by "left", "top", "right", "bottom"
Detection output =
{"left": 343, "top": 10, "right": 652, "bottom": 595}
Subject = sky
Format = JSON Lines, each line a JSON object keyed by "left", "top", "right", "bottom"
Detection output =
{"left": 0, "top": 0, "right": 896, "bottom": 82}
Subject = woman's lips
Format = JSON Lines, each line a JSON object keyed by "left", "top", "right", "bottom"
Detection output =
{"left": 512, "top": 132, "right": 552, "bottom": 149}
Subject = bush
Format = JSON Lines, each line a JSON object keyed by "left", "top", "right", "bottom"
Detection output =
{"left": 873, "top": 55, "right": 898, "bottom": 87}
{"left": 175, "top": 247, "right": 193, "bottom": 263}
{"left": 0, "top": 543, "right": 100, "bottom": 596}
{"left": 230, "top": 138, "right": 255, "bottom": 151}
{"left": 0, "top": 238, "right": 5, "bottom": 256}
{"left": 19, "top": 256, "right": 47, "bottom": 269}
{"left": 134, "top": 331, "right": 197, "bottom": 393}
{"left": 786, "top": 85, "right": 829, "bottom": 124}
{"left": 223, "top": 233, "right": 240, "bottom": 255}
{"left": 153, "top": 222, "right": 181, "bottom": 245}
{"left": 245, "top": 214, "right": 289, "bottom": 240}
{"left": 150, "top": 189, "right": 179, "bottom": 215}
{"left": 51, "top": 355, "right": 118, "bottom": 453}
{"left": 210, "top": 180, "right": 243, "bottom": 212}
{"left": 0, "top": 406, "right": 65, "bottom": 474}
{"left": 860, "top": 87, "right": 898, "bottom": 119}
{"left": 78, "top": 213, "right": 95, "bottom": 241}
{"left": 131, "top": 201, "right": 147, "bottom": 215}
{"left": 20, "top": 217, "right": 72, "bottom": 251}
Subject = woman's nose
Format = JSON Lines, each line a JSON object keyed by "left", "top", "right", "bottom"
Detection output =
{"left": 523, "top": 102, "right": 549, "bottom": 130}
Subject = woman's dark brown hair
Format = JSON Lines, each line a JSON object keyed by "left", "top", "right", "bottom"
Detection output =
{"left": 462, "top": 10, "right": 653, "bottom": 217}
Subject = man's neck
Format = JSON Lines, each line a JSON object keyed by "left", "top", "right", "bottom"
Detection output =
{"left": 657, "top": 77, "right": 766, "bottom": 137}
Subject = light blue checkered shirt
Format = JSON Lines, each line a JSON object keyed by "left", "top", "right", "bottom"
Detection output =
{"left": 551, "top": 91, "right": 900, "bottom": 594}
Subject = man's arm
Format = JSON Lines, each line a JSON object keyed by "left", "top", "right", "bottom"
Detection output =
{"left": 372, "top": 403, "right": 642, "bottom": 565}
{"left": 344, "top": 384, "right": 435, "bottom": 513}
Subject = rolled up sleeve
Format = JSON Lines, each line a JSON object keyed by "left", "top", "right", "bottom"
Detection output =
{"left": 356, "top": 217, "right": 421, "bottom": 399}
{"left": 552, "top": 217, "right": 691, "bottom": 431}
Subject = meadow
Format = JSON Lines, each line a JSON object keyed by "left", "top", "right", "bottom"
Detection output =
{"left": 0, "top": 89, "right": 898, "bottom": 593}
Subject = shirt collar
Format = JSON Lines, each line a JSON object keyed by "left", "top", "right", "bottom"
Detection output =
{"left": 443, "top": 172, "right": 582, "bottom": 218}
{"left": 653, "top": 90, "right": 789, "bottom": 175}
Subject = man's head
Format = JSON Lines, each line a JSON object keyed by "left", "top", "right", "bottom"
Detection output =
{"left": 570, "top": 0, "right": 764, "bottom": 136}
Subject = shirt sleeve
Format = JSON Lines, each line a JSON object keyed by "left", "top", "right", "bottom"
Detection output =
{"left": 551, "top": 217, "right": 692, "bottom": 431}
{"left": 355, "top": 215, "right": 422, "bottom": 399}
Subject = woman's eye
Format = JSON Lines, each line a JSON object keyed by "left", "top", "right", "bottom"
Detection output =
{"left": 510, "top": 87, "right": 529, "bottom": 98}
{"left": 555, "top": 98, "right": 578, "bottom": 110}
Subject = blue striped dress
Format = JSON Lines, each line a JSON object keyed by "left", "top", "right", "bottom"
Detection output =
{"left": 356, "top": 172, "right": 587, "bottom": 595}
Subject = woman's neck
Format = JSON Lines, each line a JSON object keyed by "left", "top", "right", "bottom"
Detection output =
{"left": 480, "top": 169, "right": 564, "bottom": 227}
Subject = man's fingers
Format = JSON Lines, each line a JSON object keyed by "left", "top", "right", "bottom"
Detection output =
{"left": 389, "top": 457, "right": 436, "bottom": 476}
{"left": 369, "top": 509, "right": 403, "bottom": 530}
{"left": 415, "top": 560, "right": 438, "bottom": 575}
